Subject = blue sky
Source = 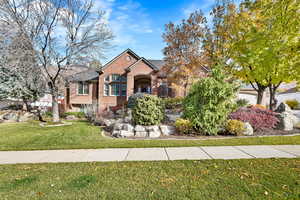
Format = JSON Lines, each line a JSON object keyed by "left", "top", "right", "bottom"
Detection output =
{"left": 99, "top": 0, "right": 216, "bottom": 63}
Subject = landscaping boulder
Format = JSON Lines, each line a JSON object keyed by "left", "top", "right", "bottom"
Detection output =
{"left": 135, "top": 131, "right": 147, "bottom": 137}
{"left": 122, "top": 123, "right": 134, "bottom": 132}
{"left": 103, "top": 119, "right": 116, "bottom": 127}
{"left": 18, "top": 112, "right": 36, "bottom": 122}
{"left": 134, "top": 125, "right": 147, "bottom": 137}
{"left": 146, "top": 126, "right": 161, "bottom": 138}
{"left": 123, "top": 116, "right": 132, "bottom": 123}
{"left": 114, "top": 123, "right": 124, "bottom": 131}
{"left": 243, "top": 122, "right": 254, "bottom": 136}
{"left": 160, "top": 125, "right": 176, "bottom": 136}
{"left": 275, "top": 103, "right": 299, "bottom": 131}
{"left": 165, "top": 113, "right": 181, "bottom": 123}
{"left": 119, "top": 130, "right": 134, "bottom": 138}
{"left": 135, "top": 125, "right": 146, "bottom": 132}
{"left": 3, "top": 112, "right": 19, "bottom": 121}
{"left": 277, "top": 112, "right": 295, "bottom": 131}
{"left": 112, "top": 130, "right": 120, "bottom": 137}
{"left": 66, "top": 115, "right": 77, "bottom": 120}
{"left": 275, "top": 103, "right": 292, "bottom": 113}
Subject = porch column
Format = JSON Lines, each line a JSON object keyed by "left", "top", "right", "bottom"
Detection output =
{"left": 151, "top": 74, "right": 158, "bottom": 95}
{"left": 127, "top": 73, "right": 134, "bottom": 99}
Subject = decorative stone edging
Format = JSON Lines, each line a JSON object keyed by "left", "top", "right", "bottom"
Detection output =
{"left": 39, "top": 122, "right": 72, "bottom": 127}
{"left": 102, "top": 130, "right": 300, "bottom": 140}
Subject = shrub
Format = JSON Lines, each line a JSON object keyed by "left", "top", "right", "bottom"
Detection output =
{"left": 236, "top": 99, "right": 249, "bottom": 108}
{"left": 226, "top": 119, "right": 245, "bottom": 136}
{"left": 251, "top": 104, "right": 267, "bottom": 109}
{"left": 175, "top": 118, "right": 194, "bottom": 134}
{"left": 163, "top": 97, "right": 183, "bottom": 109}
{"left": 64, "top": 112, "right": 85, "bottom": 118}
{"left": 285, "top": 99, "right": 299, "bottom": 109}
{"left": 127, "top": 93, "right": 146, "bottom": 109}
{"left": 183, "top": 66, "right": 239, "bottom": 135}
{"left": 229, "top": 107, "right": 279, "bottom": 131}
{"left": 132, "top": 95, "right": 164, "bottom": 125}
{"left": 82, "top": 104, "right": 98, "bottom": 122}
{"left": 43, "top": 111, "right": 53, "bottom": 117}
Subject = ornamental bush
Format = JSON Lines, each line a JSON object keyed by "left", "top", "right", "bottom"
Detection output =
{"left": 127, "top": 93, "right": 146, "bottom": 109}
{"left": 132, "top": 95, "right": 164, "bottom": 125}
{"left": 226, "top": 119, "right": 245, "bottom": 136}
{"left": 229, "top": 107, "right": 279, "bottom": 131}
{"left": 183, "top": 66, "right": 238, "bottom": 135}
{"left": 175, "top": 118, "right": 194, "bottom": 134}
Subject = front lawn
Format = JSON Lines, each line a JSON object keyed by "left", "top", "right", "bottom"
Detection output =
{"left": 0, "top": 159, "right": 299, "bottom": 199}
{"left": 0, "top": 121, "right": 299, "bottom": 151}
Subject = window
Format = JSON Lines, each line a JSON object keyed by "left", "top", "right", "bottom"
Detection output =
{"left": 121, "top": 84, "right": 127, "bottom": 96}
{"left": 103, "top": 74, "right": 127, "bottom": 96}
{"left": 111, "top": 84, "right": 120, "bottom": 96}
{"left": 120, "top": 76, "right": 127, "bottom": 82}
{"left": 104, "top": 83, "right": 109, "bottom": 96}
{"left": 78, "top": 82, "right": 89, "bottom": 95}
{"left": 111, "top": 74, "right": 120, "bottom": 82}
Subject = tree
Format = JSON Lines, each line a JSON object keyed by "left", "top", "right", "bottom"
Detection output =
{"left": 162, "top": 10, "right": 209, "bottom": 96}
{"left": 204, "top": 0, "right": 236, "bottom": 66}
{"left": 0, "top": 23, "right": 45, "bottom": 111}
{"left": 227, "top": 0, "right": 300, "bottom": 109}
{"left": 1, "top": 0, "right": 113, "bottom": 121}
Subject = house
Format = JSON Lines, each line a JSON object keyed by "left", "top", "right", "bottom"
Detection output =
{"left": 65, "top": 49, "right": 176, "bottom": 113}
{"left": 64, "top": 49, "right": 300, "bottom": 113}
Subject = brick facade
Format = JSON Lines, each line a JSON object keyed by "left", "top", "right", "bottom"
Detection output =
{"left": 65, "top": 49, "right": 163, "bottom": 113}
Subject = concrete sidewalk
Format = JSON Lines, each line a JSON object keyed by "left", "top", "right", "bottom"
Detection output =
{"left": 0, "top": 145, "right": 299, "bottom": 165}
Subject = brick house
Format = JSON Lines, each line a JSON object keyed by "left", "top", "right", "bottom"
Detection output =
{"left": 65, "top": 49, "right": 175, "bottom": 113}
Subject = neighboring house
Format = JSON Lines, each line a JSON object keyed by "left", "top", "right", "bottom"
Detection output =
{"left": 31, "top": 64, "right": 89, "bottom": 110}
{"left": 65, "top": 49, "right": 179, "bottom": 112}
{"left": 238, "top": 82, "right": 299, "bottom": 106}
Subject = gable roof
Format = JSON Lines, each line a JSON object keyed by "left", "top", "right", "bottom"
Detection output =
{"left": 65, "top": 49, "right": 165, "bottom": 82}
{"left": 126, "top": 57, "right": 159, "bottom": 72}
{"left": 67, "top": 69, "right": 99, "bottom": 82}
{"left": 101, "top": 48, "right": 141, "bottom": 71}
{"left": 148, "top": 60, "right": 164, "bottom": 70}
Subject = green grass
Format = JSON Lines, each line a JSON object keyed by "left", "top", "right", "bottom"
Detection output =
{"left": 0, "top": 121, "right": 300, "bottom": 151}
{"left": 0, "top": 159, "right": 299, "bottom": 199}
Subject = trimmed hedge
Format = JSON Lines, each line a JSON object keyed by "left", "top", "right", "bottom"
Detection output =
{"left": 127, "top": 93, "right": 146, "bottom": 109}
{"left": 132, "top": 95, "right": 164, "bottom": 125}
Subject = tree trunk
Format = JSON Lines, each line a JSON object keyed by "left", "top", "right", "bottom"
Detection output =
{"left": 52, "top": 95, "right": 60, "bottom": 122}
{"left": 269, "top": 84, "right": 280, "bottom": 111}
{"left": 249, "top": 82, "right": 267, "bottom": 105}
{"left": 256, "top": 89, "right": 264, "bottom": 105}
{"left": 22, "top": 98, "right": 31, "bottom": 112}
